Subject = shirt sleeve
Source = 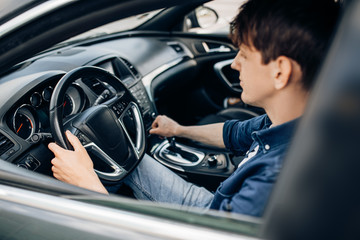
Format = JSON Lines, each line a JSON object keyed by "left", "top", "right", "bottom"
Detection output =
{"left": 223, "top": 114, "right": 267, "bottom": 156}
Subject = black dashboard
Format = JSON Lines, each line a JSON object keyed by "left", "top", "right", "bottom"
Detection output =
{"left": 0, "top": 33, "right": 236, "bottom": 175}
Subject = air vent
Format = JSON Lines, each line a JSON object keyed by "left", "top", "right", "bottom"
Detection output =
{"left": 120, "top": 58, "right": 140, "bottom": 78}
{"left": 82, "top": 77, "right": 105, "bottom": 95}
{"left": 0, "top": 133, "right": 14, "bottom": 156}
{"left": 114, "top": 58, "right": 132, "bottom": 79}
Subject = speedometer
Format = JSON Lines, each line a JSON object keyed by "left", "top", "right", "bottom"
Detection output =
{"left": 13, "top": 106, "right": 36, "bottom": 140}
{"left": 63, "top": 94, "right": 74, "bottom": 117}
{"left": 62, "top": 86, "right": 85, "bottom": 118}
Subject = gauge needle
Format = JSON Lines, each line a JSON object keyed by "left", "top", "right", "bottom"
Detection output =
{"left": 63, "top": 101, "right": 66, "bottom": 107}
{"left": 16, "top": 123, "right": 23, "bottom": 133}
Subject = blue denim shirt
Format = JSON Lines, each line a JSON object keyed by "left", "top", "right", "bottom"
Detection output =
{"left": 210, "top": 114, "right": 299, "bottom": 217}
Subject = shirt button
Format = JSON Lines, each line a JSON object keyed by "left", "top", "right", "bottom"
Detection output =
{"left": 265, "top": 144, "right": 270, "bottom": 150}
{"left": 225, "top": 203, "right": 232, "bottom": 211}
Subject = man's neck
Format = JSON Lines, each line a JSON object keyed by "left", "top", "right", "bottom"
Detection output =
{"left": 263, "top": 89, "right": 309, "bottom": 126}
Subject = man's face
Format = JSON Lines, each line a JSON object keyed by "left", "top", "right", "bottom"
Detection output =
{"left": 231, "top": 45, "right": 275, "bottom": 108}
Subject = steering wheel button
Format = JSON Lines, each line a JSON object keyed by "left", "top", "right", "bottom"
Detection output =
{"left": 77, "top": 133, "right": 87, "bottom": 144}
{"left": 116, "top": 103, "right": 124, "bottom": 110}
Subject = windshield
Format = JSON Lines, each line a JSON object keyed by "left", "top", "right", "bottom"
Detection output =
{"left": 0, "top": 0, "right": 42, "bottom": 24}
{"left": 62, "top": 9, "right": 163, "bottom": 44}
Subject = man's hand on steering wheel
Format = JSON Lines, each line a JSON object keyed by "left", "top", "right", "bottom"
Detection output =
{"left": 48, "top": 131, "right": 108, "bottom": 194}
{"left": 49, "top": 66, "right": 146, "bottom": 183}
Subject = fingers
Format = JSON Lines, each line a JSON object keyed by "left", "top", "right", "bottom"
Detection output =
{"left": 65, "top": 131, "right": 84, "bottom": 152}
{"left": 53, "top": 172, "right": 60, "bottom": 180}
{"left": 51, "top": 158, "right": 63, "bottom": 180}
{"left": 53, "top": 171, "right": 66, "bottom": 182}
{"left": 51, "top": 158, "right": 62, "bottom": 172}
{"left": 150, "top": 115, "right": 162, "bottom": 135}
{"left": 149, "top": 128, "right": 158, "bottom": 135}
{"left": 48, "top": 131, "right": 85, "bottom": 155}
{"left": 48, "top": 131, "right": 78, "bottom": 155}
{"left": 51, "top": 164, "right": 57, "bottom": 173}
{"left": 151, "top": 115, "right": 161, "bottom": 129}
{"left": 48, "top": 142, "right": 66, "bottom": 156}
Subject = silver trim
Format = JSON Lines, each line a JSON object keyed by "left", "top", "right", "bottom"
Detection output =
{"left": 153, "top": 140, "right": 205, "bottom": 171}
{"left": 0, "top": 185, "right": 259, "bottom": 240}
{"left": 84, "top": 142, "right": 128, "bottom": 181}
{"left": 118, "top": 102, "right": 146, "bottom": 159}
{"left": 214, "top": 59, "right": 242, "bottom": 93}
{"left": 142, "top": 58, "right": 183, "bottom": 103}
{"left": 202, "top": 42, "right": 210, "bottom": 52}
{"left": 202, "top": 42, "right": 232, "bottom": 53}
{"left": 160, "top": 142, "right": 204, "bottom": 166}
{"left": 0, "top": 0, "right": 74, "bottom": 38}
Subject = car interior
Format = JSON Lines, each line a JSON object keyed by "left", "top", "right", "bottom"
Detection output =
{"left": 3, "top": 0, "right": 359, "bottom": 239}
{"left": 0, "top": 1, "right": 265, "bottom": 197}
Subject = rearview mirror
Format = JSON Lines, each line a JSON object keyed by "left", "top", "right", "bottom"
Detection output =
{"left": 185, "top": 6, "right": 219, "bottom": 30}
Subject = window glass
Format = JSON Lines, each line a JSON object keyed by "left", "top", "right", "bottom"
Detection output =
{"left": 62, "top": 9, "right": 163, "bottom": 44}
{"left": 0, "top": 0, "right": 38, "bottom": 23}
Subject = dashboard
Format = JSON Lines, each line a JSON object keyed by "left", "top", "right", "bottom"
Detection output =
{"left": 0, "top": 33, "right": 236, "bottom": 174}
{"left": 7, "top": 77, "right": 86, "bottom": 142}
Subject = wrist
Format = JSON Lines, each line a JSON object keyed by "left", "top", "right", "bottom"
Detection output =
{"left": 81, "top": 170, "right": 108, "bottom": 194}
{"left": 175, "top": 125, "right": 185, "bottom": 137}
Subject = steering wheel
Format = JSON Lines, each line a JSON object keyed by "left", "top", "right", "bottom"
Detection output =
{"left": 49, "top": 66, "right": 146, "bottom": 181}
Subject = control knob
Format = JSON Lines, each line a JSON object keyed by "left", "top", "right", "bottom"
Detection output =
{"left": 207, "top": 155, "right": 218, "bottom": 167}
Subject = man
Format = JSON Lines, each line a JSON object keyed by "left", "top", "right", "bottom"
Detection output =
{"left": 48, "top": 0, "right": 339, "bottom": 217}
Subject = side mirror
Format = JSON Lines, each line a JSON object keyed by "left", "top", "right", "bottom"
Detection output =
{"left": 185, "top": 6, "right": 219, "bottom": 31}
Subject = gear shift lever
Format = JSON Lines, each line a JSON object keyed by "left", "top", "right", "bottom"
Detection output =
{"left": 168, "top": 137, "right": 177, "bottom": 150}
{"left": 167, "top": 137, "right": 198, "bottom": 162}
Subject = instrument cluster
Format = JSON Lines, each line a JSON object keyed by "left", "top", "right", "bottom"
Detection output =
{"left": 9, "top": 79, "right": 86, "bottom": 141}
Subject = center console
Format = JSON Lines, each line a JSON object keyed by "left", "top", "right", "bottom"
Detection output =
{"left": 128, "top": 81, "right": 156, "bottom": 131}
{"left": 150, "top": 137, "right": 236, "bottom": 190}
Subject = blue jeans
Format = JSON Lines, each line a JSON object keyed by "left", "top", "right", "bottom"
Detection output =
{"left": 123, "top": 154, "right": 214, "bottom": 211}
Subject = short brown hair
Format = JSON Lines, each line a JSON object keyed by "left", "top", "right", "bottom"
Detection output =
{"left": 230, "top": 0, "right": 340, "bottom": 90}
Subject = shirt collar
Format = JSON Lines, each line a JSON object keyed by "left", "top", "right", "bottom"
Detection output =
{"left": 251, "top": 115, "right": 300, "bottom": 153}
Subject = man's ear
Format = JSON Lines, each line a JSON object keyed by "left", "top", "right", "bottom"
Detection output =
{"left": 272, "top": 56, "right": 292, "bottom": 90}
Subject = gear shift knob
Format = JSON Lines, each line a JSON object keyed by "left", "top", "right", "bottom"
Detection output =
{"left": 168, "top": 137, "right": 176, "bottom": 148}
{"left": 166, "top": 137, "right": 198, "bottom": 162}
